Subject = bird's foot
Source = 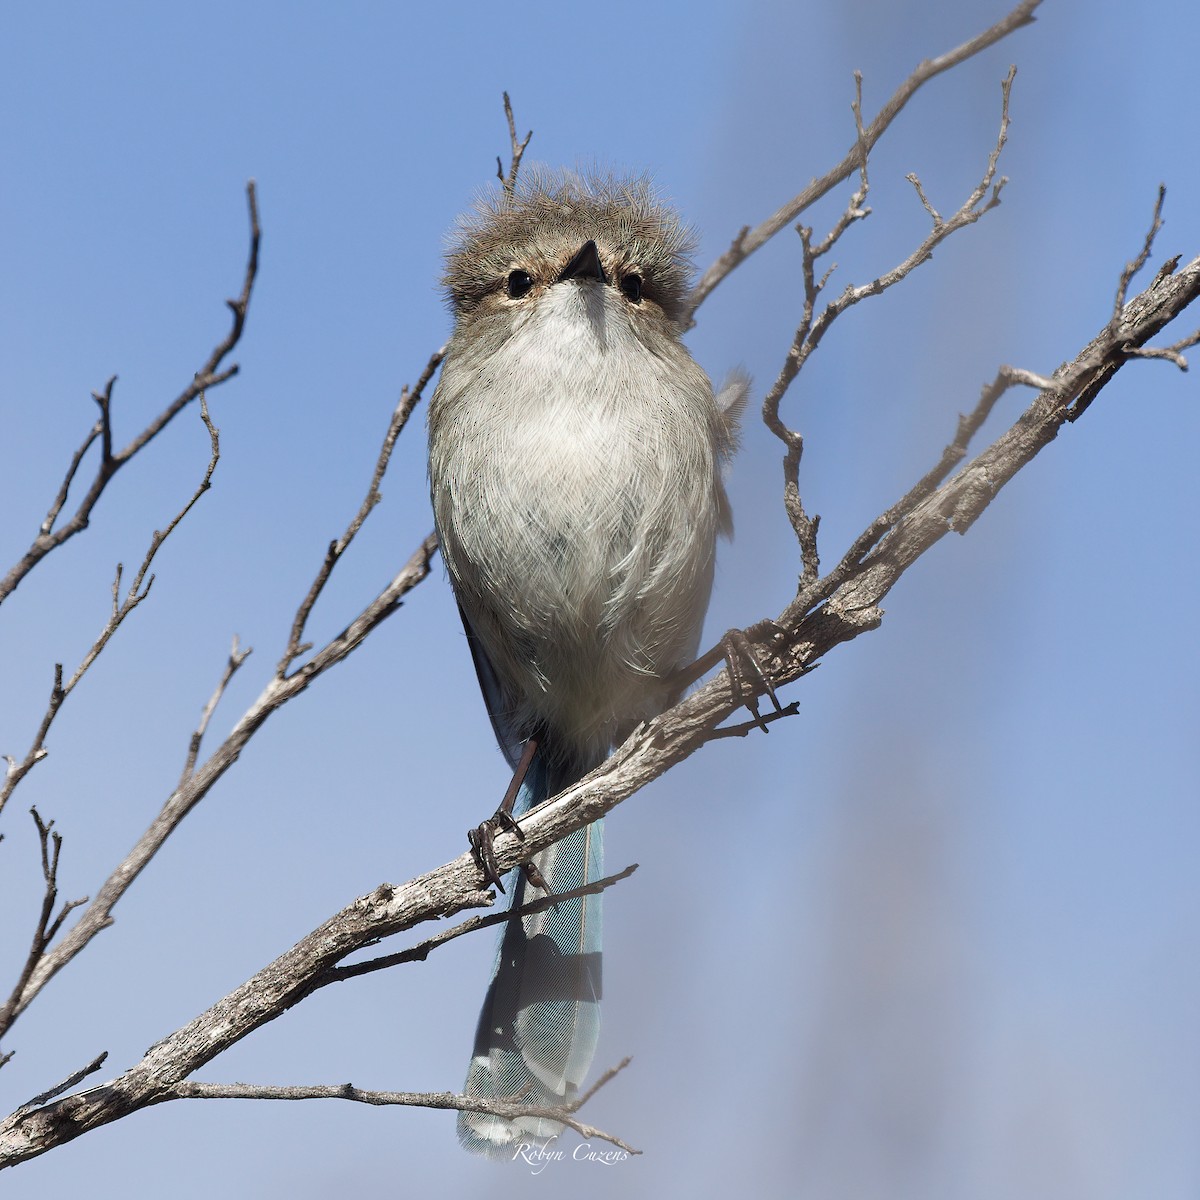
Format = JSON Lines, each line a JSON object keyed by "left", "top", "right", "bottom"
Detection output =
{"left": 466, "top": 736, "right": 551, "bottom": 894}
{"left": 467, "top": 808, "right": 524, "bottom": 893}
{"left": 720, "top": 619, "right": 787, "bottom": 733}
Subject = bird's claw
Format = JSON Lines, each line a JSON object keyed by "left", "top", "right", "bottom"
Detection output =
{"left": 467, "top": 808, "right": 525, "bottom": 893}
{"left": 722, "top": 620, "right": 786, "bottom": 732}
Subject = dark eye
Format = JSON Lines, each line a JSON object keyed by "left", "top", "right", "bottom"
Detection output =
{"left": 507, "top": 269, "right": 534, "bottom": 299}
{"left": 620, "top": 273, "right": 643, "bottom": 303}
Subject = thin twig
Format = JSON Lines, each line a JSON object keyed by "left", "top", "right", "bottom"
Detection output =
{"left": 1124, "top": 328, "right": 1200, "bottom": 368}
{"left": 163, "top": 1058, "right": 639, "bottom": 1155}
{"left": 687, "top": 0, "right": 1039, "bottom": 317}
{"left": 179, "top": 636, "right": 252, "bottom": 787}
{"left": 0, "top": 182, "right": 260, "bottom": 607}
{"left": 11, "top": 1053, "right": 108, "bottom": 1115}
{"left": 38, "top": 419, "right": 102, "bottom": 537}
{"left": 0, "top": 397, "right": 223, "bottom": 819}
{"left": 278, "top": 347, "right": 444, "bottom": 677}
{"left": 317, "top": 864, "right": 639, "bottom": 986}
{"left": 761, "top": 67, "right": 1015, "bottom": 575}
{"left": 495, "top": 92, "right": 532, "bottom": 198}
{"left": 808, "top": 362, "right": 1042, "bottom": 607}
{"left": 1113, "top": 185, "right": 1165, "bottom": 318}
{"left": 0, "top": 811, "right": 87, "bottom": 1039}
{"left": 0, "top": 527, "right": 439, "bottom": 1036}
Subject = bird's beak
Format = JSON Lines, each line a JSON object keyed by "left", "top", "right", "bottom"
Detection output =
{"left": 557, "top": 240, "right": 608, "bottom": 285}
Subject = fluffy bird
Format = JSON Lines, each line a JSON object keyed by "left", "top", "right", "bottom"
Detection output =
{"left": 428, "top": 172, "right": 745, "bottom": 1156}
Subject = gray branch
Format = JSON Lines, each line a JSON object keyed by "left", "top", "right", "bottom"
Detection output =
{"left": 3, "top": 0, "right": 1191, "bottom": 1170}
{"left": 0, "top": 184, "right": 260, "bottom": 608}
{"left": 158, "top": 1057, "right": 638, "bottom": 1156}
{"left": 686, "top": 0, "right": 1041, "bottom": 318}
{"left": 2, "top": 234, "right": 1195, "bottom": 1170}
{"left": 0, "top": 396, "right": 224, "bottom": 819}
{"left": 0, "top": 531, "right": 436, "bottom": 1039}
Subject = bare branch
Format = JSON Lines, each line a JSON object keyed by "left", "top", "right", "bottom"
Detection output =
{"left": 1124, "top": 328, "right": 1200, "bottom": 368}
{"left": 278, "top": 347, "right": 444, "bottom": 678}
{"left": 0, "top": 827, "right": 636, "bottom": 1167}
{"left": 0, "top": 182, "right": 260, "bottom": 608}
{"left": 1114, "top": 185, "right": 1165, "bottom": 317}
{"left": 495, "top": 91, "right": 532, "bottom": 198}
{"left": 0, "top": 218, "right": 1191, "bottom": 1154}
{"left": 163, "top": 1059, "right": 638, "bottom": 1155}
{"left": 760, "top": 67, "right": 1015, "bottom": 575}
{"left": 0, "top": 865, "right": 494, "bottom": 1164}
{"left": 179, "top": 636, "right": 252, "bottom": 787}
{"left": 687, "top": 0, "right": 1038, "bottom": 317}
{"left": 780, "top": 261, "right": 1200, "bottom": 656}
{"left": 0, "top": 811, "right": 87, "bottom": 1040}
{"left": 807, "top": 72, "right": 871, "bottom": 260}
{"left": 1, "top": 323, "right": 442, "bottom": 1034}
{"left": 9, "top": 1054, "right": 108, "bottom": 1115}
{"left": 0, "top": 531, "right": 438, "bottom": 1037}
{"left": 0, "top": 397, "right": 222, "bottom": 819}
{"left": 811, "top": 363, "right": 1039, "bottom": 608}
{"left": 0, "top": 669, "right": 60, "bottom": 812}
{"left": 1103, "top": 193, "right": 1200, "bottom": 368}
{"left": 38, "top": 417, "right": 102, "bottom": 538}
{"left": 317, "top": 864, "right": 640, "bottom": 986}
{"left": 4, "top": 230, "right": 1194, "bottom": 1154}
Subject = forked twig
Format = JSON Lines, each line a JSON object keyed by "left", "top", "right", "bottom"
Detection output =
{"left": 0, "top": 183, "right": 260, "bottom": 608}
{"left": 496, "top": 92, "right": 532, "bottom": 198}
{"left": 1, "top": 396, "right": 223, "bottom": 818}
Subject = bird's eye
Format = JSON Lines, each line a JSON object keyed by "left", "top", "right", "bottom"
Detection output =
{"left": 620, "top": 273, "right": 643, "bottom": 303}
{"left": 507, "top": 269, "right": 534, "bottom": 299}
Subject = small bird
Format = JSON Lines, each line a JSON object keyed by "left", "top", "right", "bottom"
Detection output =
{"left": 428, "top": 171, "right": 746, "bottom": 1157}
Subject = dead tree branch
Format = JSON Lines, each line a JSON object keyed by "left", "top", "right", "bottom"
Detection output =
{"left": 316, "top": 863, "right": 640, "bottom": 985}
{"left": 0, "top": 183, "right": 260, "bottom": 608}
{"left": 179, "top": 636, "right": 252, "bottom": 788}
{"left": 0, "top": 525, "right": 438, "bottom": 1037}
{"left": 4, "top": 4, "right": 1194, "bottom": 1170}
{"left": 163, "top": 1065, "right": 643, "bottom": 1156}
{"left": 495, "top": 91, "right": 533, "bottom": 198}
{"left": 0, "top": 812, "right": 87, "bottom": 1041}
{"left": 687, "top": 0, "right": 1039, "bottom": 319}
{"left": 159, "top": 1057, "right": 638, "bottom": 1156}
{"left": 764, "top": 66, "right": 1015, "bottom": 586}
{"left": 3, "top": 234, "right": 1195, "bottom": 1165}
{"left": 0, "top": 396, "right": 223, "bottom": 818}
{"left": 0, "top": 334, "right": 441, "bottom": 1037}
{"left": 277, "top": 347, "right": 444, "bottom": 678}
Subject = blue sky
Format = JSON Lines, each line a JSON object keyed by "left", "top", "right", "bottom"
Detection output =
{"left": 1, "top": 1, "right": 1197, "bottom": 1196}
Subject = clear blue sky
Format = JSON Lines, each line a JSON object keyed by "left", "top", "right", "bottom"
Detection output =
{"left": 1, "top": 2, "right": 1197, "bottom": 1196}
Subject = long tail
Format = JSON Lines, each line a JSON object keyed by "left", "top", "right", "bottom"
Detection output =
{"left": 458, "top": 750, "right": 603, "bottom": 1158}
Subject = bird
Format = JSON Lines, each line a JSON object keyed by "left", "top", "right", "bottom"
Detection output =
{"left": 427, "top": 170, "right": 746, "bottom": 1157}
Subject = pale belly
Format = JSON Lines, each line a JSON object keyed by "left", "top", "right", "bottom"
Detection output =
{"left": 437, "top": 395, "right": 719, "bottom": 759}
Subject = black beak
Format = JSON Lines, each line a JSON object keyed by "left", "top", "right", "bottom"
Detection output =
{"left": 557, "top": 240, "right": 608, "bottom": 285}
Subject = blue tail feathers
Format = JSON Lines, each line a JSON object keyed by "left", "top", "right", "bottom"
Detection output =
{"left": 458, "top": 749, "right": 604, "bottom": 1158}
